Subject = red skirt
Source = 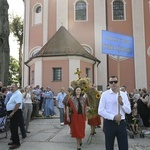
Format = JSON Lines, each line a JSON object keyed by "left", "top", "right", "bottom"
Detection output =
{"left": 70, "top": 114, "right": 86, "bottom": 138}
{"left": 88, "top": 115, "right": 101, "bottom": 126}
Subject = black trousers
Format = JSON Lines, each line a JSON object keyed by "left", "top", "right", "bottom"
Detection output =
{"left": 140, "top": 114, "right": 150, "bottom": 127}
{"left": 8, "top": 109, "right": 22, "bottom": 145}
{"left": 19, "top": 111, "right": 26, "bottom": 138}
{"left": 104, "top": 119, "right": 128, "bottom": 150}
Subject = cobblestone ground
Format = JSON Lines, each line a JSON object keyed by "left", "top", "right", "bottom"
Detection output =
{"left": 0, "top": 118, "right": 150, "bottom": 150}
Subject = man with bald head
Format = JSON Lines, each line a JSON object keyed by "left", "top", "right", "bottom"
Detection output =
{"left": 6, "top": 83, "right": 23, "bottom": 149}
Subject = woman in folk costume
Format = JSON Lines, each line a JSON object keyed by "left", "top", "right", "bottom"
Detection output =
{"left": 66, "top": 86, "right": 86, "bottom": 150}
{"left": 78, "top": 78, "right": 101, "bottom": 136}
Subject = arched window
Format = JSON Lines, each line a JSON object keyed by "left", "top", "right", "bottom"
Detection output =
{"left": 75, "top": 1, "right": 87, "bottom": 21}
{"left": 36, "top": 6, "right": 41, "bottom": 13}
{"left": 147, "top": 47, "right": 150, "bottom": 57}
{"left": 113, "top": 0, "right": 124, "bottom": 20}
{"left": 82, "top": 44, "right": 93, "bottom": 54}
{"left": 33, "top": 4, "right": 42, "bottom": 25}
{"left": 30, "top": 47, "right": 41, "bottom": 58}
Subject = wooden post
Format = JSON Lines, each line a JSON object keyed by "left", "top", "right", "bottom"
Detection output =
{"left": 117, "top": 56, "right": 120, "bottom": 125}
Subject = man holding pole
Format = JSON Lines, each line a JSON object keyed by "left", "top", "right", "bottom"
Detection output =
{"left": 98, "top": 76, "right": 131, "bottom": 150}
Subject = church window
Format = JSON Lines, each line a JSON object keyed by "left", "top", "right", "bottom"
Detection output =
{"left": 113, "top": 0, "right": 125, "bottom": 20}
{"left": 31, "top": 70, "right": 34, "bottom": 84}
{"left": 86, "top": 68, "right": 91, "bottom": 78}
{"left": 82, "top": 44, "right": 93, "bottom": 54}
{"left": 30, "top": 47, "right": 41, "bottom": 58}
{"left": 33, "top": 4, "right": 42, "bottom": 25}
{"left": 53, "top": 68, "right": 62, "bottom": 81}
{"left": 75, "top": 0, "right": 87, "bottom": 21}
{"left": 36, "top": 6, "right": 41, "bottom": 13}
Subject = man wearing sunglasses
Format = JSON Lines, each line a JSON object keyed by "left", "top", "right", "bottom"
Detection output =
{"left": 98, "top": 76, "right": 131, "bottom": 150}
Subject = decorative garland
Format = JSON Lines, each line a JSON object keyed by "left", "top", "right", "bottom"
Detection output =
{"left": 71, "top": 68, "right": 101, "bottom": 119}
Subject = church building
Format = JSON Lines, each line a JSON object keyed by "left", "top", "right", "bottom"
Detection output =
{"left": 23, "top": 0, "right": 150, "bottom": 94}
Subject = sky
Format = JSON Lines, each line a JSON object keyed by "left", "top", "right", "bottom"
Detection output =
{"left": 8, "top": 0, "right": 24, "bottom": 60}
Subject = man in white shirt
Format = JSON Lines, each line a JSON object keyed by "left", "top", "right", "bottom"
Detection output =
{"left": 6, "top": 83, "right": 23, "bottom": 149}
{"left": 98, "top": 76, "right": 131, "bottom": 150}
{"left": 56, "top": 87, "right": 66, "bottom": 126}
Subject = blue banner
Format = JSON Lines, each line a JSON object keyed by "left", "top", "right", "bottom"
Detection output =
{"left": 102, "top": 30, "right": 134, "bottom": 58}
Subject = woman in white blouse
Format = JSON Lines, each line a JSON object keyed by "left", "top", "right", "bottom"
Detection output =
{"left": 23, "top": 86, "right": 33, "bottom": 133}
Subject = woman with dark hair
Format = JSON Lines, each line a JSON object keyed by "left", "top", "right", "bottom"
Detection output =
{"left": 66, "top": 86, "right": 86, "bottom": 150}
{"left": 137, "top": 88, "right": 150, "bottom": 127}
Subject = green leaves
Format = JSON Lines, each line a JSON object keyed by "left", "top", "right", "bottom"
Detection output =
{"left": 9, "top": 15, "right": 23, "bottom": 45}
{"left": 8, "top": 56, "right": 19, "bottom": 85}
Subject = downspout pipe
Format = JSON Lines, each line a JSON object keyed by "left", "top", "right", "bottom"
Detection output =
{"left": 92, "top": 61, "right": 97, "bottom": 84}
{"left": 92, "top": 60, "right": 100, "bottom": 84}
{"left": 24, "top": 63, "right": 30, "bottom": 86}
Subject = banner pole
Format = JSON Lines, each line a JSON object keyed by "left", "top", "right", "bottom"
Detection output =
{"left": 117, "top": 56, "right": 120, "bottom": 124}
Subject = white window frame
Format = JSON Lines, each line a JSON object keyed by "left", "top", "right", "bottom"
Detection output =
{"left": 147, "top": 47, "right": 150, "bottom": 57}
{"left": 82, "top": 44, "right": 93, "bottom": 54}
{"left": 30, "top": 46, "right": 42, "bottom": 58}
{"left": 73, "top": 0, "right": 88, "bottom": 22}
{"left": 32, "top": 3, "right": 43, "bottom": 26}
{"left": 111, "top": 0, "right": 126, "bottom": 21}
{"left": 86, "top": 68, "right": 91, "bottom": 78}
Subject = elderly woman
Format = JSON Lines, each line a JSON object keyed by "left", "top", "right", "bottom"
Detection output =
{"left": 31, "top": 90, "right": 39, "bottom": 118}
{"left": 23, "top": 86, "right": 33, "bottom": 133}
{"left": 43, "top": 86, "right": 55, "bottom": 117}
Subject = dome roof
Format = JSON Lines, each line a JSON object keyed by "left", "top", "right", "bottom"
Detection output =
{"left": 25, "top": 26, "right": 100, "bottom": 64}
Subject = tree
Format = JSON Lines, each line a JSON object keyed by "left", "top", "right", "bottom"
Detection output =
{"left": 9, "top": 15, "right": 23, "bottom": 87}
{"left": 8, "top": 56, "right": 19, "bottom": 85}
{"left": 0, "top": 0, "right": 10, "bottom": 86}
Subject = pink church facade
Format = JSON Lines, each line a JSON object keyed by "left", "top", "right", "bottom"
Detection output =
{"left": 23, "top": 0, "right": 150, "bottom": 94}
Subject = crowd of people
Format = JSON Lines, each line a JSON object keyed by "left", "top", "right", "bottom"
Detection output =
{"left": 0, "top": 79, "right": 150, "bottom": 150}
{"left": 0, "top": 82, "right": 56, "bottom": 149}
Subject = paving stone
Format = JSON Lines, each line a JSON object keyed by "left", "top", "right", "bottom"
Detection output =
{"left": 0, "top": 118, "right": 150, "bottom": 150}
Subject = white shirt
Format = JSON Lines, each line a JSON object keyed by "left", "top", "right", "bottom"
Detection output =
{"left": 98, "top": 89, "right": 131, "bottom": 120}
{"left": 6, "top": 90, "right": 23, "bottom": 111}
{"left": 23, "top": 93, "right": 32, "bottom": 103}
{"left": 56, "top": 92, "right": 66, "bottom": 108}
